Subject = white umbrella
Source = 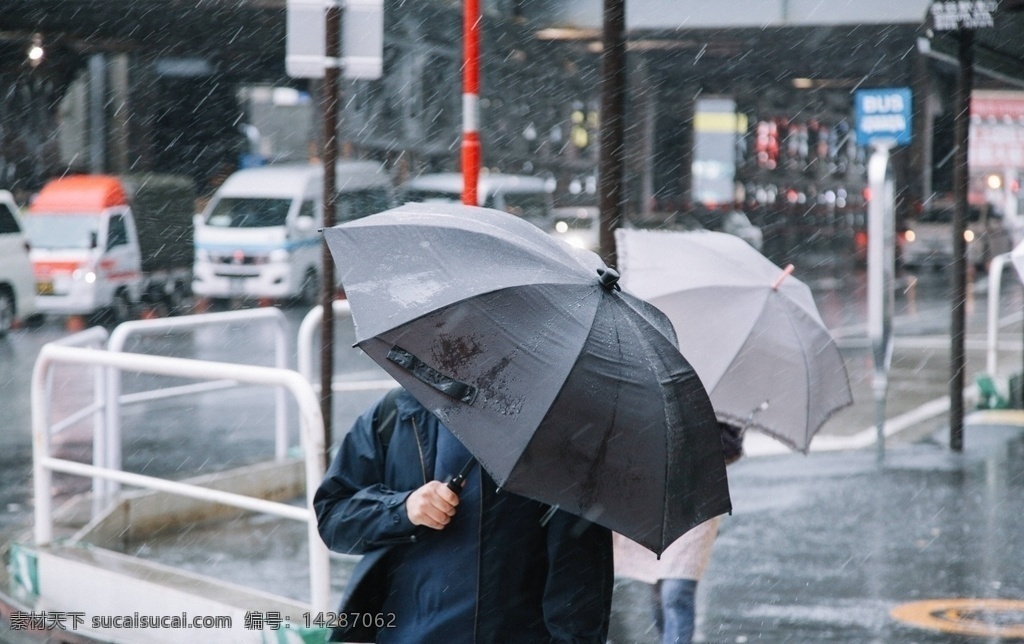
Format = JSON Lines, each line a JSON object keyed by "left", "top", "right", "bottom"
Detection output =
{"left": 616, "top": 228, "right": 853, "bottom": 453}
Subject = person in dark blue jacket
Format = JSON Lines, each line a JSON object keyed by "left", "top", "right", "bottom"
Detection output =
{"left": 314, "top": 388, "right": 614, "bottom": 643}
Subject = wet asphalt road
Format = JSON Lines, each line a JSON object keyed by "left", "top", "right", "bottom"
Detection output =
{"left": 611, "top": 423, "right": 1024, "bottom": 643}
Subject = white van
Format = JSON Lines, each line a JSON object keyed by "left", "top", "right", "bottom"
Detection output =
{"left": 0, "top": 190, "right": 36, "bottom": 334}
{"left": 192, "top": 161, "right": 393, "bottom": 303}
{"left": 400, "top": 172, "right": 554, "bottom": 229}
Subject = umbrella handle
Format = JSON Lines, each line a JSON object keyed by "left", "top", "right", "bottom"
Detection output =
{"left": 772, "top": 264, "right": 795, "bottom": 290}
{"left": 445, "top": 457, "right": 477, "bottom": 496}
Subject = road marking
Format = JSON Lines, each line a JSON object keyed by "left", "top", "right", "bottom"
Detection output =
{"left": 967, "top": 409, "right": 1024, "bottom": 425}
{"left": 744, "top": 396, "right": 953, "bottom": 457}
{"left": 890, "top": 599, "right": 1024, "bottom": 637}
{"left": 743, "top": 396, "right": 1024, "bottom": 457}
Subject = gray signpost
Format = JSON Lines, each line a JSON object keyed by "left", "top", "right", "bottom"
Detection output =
{"left": 928, "top": 0, "right": 994, "bottom": 451}
{"left": 856, "top": 87, "right": 912, "bottom": 465}
{"left": 285, "top": 0, "right": 383, "bottom": 451}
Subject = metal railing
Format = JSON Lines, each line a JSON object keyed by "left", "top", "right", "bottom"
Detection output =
{"left": 32, "top": 343, "right": 331, "bottom": 611}
{"left": 986, "top": 252, "right": 1017, "bottom": 377}
{"left": 297, "top": 300, "right": 396, "bottom": 395}
{"left": 102, "top": 308, "right": 291, "bottom": 508}
{"left": 45, "top": 327, "right": 111, "bottom": 517}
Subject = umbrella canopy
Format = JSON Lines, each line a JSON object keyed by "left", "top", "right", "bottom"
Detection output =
{"left": 616, "top": 228, "right": 853, "bottom": 453}
{"left": 324, "top": 203, "right": 731, "bottom": 554}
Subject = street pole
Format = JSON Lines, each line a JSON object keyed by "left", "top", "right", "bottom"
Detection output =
{"left": 867, "top": 143, "right": 895, "bottom": 466}
{"left": 950, "top": 28, "right": 974, "bottom": 452}
{"left": 462, "top": 0, "right": 481, "bottom": 206}
{"left": 598, "top": 0, "right": 626, "bottom": 268}
{"left": 320, "top": 0, "right": 342, "bottom": 456}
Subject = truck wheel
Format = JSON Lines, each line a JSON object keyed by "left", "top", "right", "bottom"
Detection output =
{"left": 0, "top": 288, "right": 14, "bottom": 336}
{"left": 164, "top": 283, "right": 187, "bottom": 316}
{"left": 299, "top": 269, "right": 319, "bottom": 307}
{"left": 111, "top": 291, "right": 134, "bottom": 324}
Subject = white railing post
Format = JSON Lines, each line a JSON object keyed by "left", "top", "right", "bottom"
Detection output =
{"left": 298, "top": 299, "right": 395, "bottom": 399}
{"left": 986, "top": 253, "right": 1011, "bottom": 376}
{"left": 31, "top": 352, "right": 54, "bottom": 546}
{"left": 49, "top": 327, "right": 111, "bottom": 518}
{"left": 105, "top": 309, "right": 294, "bottom": 504}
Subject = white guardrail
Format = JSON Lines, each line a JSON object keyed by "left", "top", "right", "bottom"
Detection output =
{"left": 31, "top": 343, "right": 331, "bottom": 611}
{"left": 101, "top": 309, "right": 291, "bottom": 508}
{"left": 298, "top": 300, "right": 397, "bottom": 394}
{"left": 44, "top": 328, "right": 111, "bottom": 517}
{"left": 986, "top": 252, "right": 1017, "bottom": 377}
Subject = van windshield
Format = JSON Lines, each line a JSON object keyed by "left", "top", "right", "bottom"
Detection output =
{"left": 206, "top": 198, "right": 292, "bottom": 228}
{"left": 23, "top": 214, "right": 103, "bottom": 249}
{"left": 402, "top": 190, "right": 462, "bottom": 205}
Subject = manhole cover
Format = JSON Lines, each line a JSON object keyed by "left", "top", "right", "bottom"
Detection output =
{"left": 891, "top": 599, "right": 1024, "bottom": 638}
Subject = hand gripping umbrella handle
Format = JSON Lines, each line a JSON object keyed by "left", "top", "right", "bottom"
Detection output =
{"left": 445, "top": 457, "right": 477, "bottom": 496}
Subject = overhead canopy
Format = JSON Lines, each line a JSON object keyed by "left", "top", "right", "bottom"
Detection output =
{"left": 921, "top": 1, "right": 1024, "bottom": 88}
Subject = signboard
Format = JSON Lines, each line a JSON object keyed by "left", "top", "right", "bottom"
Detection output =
{"left": 286, "top": 0, "right": 384, "bottom": 79}
{"left": 969, "top": 90, "right": 1024, "bottom": 168}
{"left": 928, "top": 1, "right": 996, "bottom": 31}
{"left": 855, "top": 88, "right": 912, "bottom": 147}
{"left": 690, "top": 97, "right": 747, "bottom": 206}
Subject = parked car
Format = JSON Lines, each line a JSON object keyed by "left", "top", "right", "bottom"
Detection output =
{"left": 0, "top": 190, "right": 37, "bottom": 334}
{"left": 551, "top": 206, "right": 600, "bottom": 252}
{"left": 899, "top": 201, "right": 1012, "bottom": 271}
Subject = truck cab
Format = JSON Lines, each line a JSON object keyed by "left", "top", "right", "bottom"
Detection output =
{"left": 23, "top": 176, "right": 142, "bottom": 321}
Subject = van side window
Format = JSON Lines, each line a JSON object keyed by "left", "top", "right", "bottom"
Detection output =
{"left": 297, "top": 199, "right": 316, "bottom": 221}
{"left": 107, "top": 214, "right": 129, "bottom": 249}
{"left": 337, "top": 188, "right": 392, "bottom": 223}
{"left": 0, "top": 204, "right": 21, "bottom": 234}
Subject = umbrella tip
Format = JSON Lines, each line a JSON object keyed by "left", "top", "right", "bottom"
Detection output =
{"left": 772, "top": 264, "right": 795, "bottom": 290}
{"left": 597, "top": 267, "right": 621, "bottom": 291}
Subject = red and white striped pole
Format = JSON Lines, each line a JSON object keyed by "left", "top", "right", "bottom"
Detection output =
{"left": 462, "top": 0, "right": 480, "bottom": 206}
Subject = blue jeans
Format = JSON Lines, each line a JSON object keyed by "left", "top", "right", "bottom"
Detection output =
{"left": 653, "top": 578, "right": 698, "bottom": 644}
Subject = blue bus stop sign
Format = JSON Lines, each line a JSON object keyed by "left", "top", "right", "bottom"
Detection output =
{"left": 855, "top": 88, "right": 912, "bottom": 147}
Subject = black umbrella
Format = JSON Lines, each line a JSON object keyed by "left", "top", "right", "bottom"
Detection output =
{"left": 323, "top": 203, "right": 731, "bottom": 554}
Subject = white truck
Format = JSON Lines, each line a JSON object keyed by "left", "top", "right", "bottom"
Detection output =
{"left": 192, "top": 161, "right": 393, "bottom": 305}
{"left": 23, "top": 174, "right": 195, "bottom": 323}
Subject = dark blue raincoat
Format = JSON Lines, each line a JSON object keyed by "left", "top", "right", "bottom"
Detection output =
{"left": 314, "top": 389, "right": 613, "bottom": 643}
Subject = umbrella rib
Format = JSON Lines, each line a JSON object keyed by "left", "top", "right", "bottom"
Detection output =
{"left": 498, "top": 286, "right": 604, "bottom": 493}
{"left": 775, "top": 298, "right": 851, "bottom": 451}
{"left": 614, "top": 294, "right": 676, "bottom": 552}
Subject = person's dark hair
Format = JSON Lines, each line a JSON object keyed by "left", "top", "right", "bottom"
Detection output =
{"left": 719, "top": 422, "right": 744, "bottom": 465}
